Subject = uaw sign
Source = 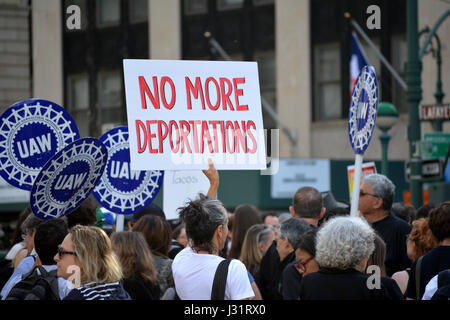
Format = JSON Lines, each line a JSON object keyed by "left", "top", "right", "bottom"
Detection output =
{"left": 92, "top": 126, "right": 164, "bottom": 215}
{"left": 420, "top": 103, "right": 450, "bottom": 120}
{"left": 348, "top": 66, "right": 379, "bottom": 216}
{"left": 30, "top": 138, "right": 107, "bottom": 221}
{"left": 0, "top": 99, "right": 80, "bottom": 190}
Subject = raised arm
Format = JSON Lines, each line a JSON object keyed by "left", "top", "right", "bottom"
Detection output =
{"left": 202, "top": 159, "right": 219, "bottom": 199}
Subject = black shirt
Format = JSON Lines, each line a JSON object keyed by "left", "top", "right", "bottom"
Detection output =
{"left": 371, "top": 213, "right": 412, "bottom": 276}
{"left": 122, "top": 273, "right": 160, "bottom": 300}
{"left": 281, "top": 261, "right": 303, "bottom": 300}
{"left": 299, "top": 268, "right": 402, "bottom": 300}
{"left": 255, "top": 242, "right": 296, "bottom": 300}
{"left": 405, "top": 246, "right": 450, "bottom": 299}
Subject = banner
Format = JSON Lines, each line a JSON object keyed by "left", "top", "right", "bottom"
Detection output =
{"left": 123, "top": 59, "right": 266, "bottom": 171}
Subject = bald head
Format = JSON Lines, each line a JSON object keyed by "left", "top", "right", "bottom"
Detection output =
{"left": 292, "top": 187, "right": 323, "bottom": 219}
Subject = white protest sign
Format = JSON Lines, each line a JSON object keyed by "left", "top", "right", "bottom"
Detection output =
{"left": 123, "top": 59, "right": 266, "bottom": 171}
{"left": 163, "top": 170, "right": 211, "bottom": 221}
{"left": 0, "top": 176, "right": 29, "bottom": 204}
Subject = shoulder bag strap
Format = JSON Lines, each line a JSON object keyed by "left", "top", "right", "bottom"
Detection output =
{"left": 415, "top": 256, "right": 423, "bottom": 300}
{"left": 211, "top": 258, "right": 233, "bottom": 300}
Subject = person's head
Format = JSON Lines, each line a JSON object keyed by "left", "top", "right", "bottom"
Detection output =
{"left": 111, "top": 231, "right": 158, "bottom": 287}
{"left": 293, "top": 228, "right": 320, "bottom": 275}
{"left": 315, "top": 216, "right": 375, "bottom": 271}
{"left": 21, "top": 213, "right": 44, "bottom": 254}
{"left": 277, "top": 217, "right": 312, "bottom": 262}
{"left": 132, "top": 214, "right": 172, "bottom": 257}
{"left": 229, "top": 204, "right": 262, "bottom": 259}
{"left": 427, "top": 201, "right": 450, "bottom": 243}
{"left": 406, "top": 218, "right": 438, "bottom": 261}
{"left": 366, "top": 233, "right": 387, "bottom": 277}
{"left": 173, "top": 223, "right": 188, "bottom": 247}
{"left": 11, "top": 206, "right": 32, "bottom": 247}
{"left": 263, "top": 213, "right": 280, "bottom": 238}
{"left": 391, "top": 202, "right": 416, "bottom": 225}
{"left": 127, "top": 203, "right": 166, "bottom": 230}
{"left": 289, "top": 187, "right": 325, "bottom": 224}
{"left": 416, "top": 204, "right": 436, "bottom": 220}
{"left": 239, "top": 224, "right": 275, "bottom": 273}
{"left": 178, "top": 193, "right": 228, "bottom": 255}
{"left": 66, "top": 197, "right": 98, "bottom": 229}
{"left": 54, "top": 225, "right": 122, "bottom": 286}
{"left": 34, "top": 218, "right": 68, "bottom": 265}
{"left": 319, "top": 206, "right": 350, "bottom": 226}
{"left": 359, "top": 174, "right": 395, "bottom": 218}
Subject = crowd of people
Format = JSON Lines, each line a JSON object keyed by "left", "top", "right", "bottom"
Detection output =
{"left": 0, "top": 160, "right": 449, "bottom": 301}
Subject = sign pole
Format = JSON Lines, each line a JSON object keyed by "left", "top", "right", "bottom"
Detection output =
{"left": 116, "top": 214, "right": 124, "bottom": 232}
{"left": 350, "top": 154, "right": 363, "bottom": 216}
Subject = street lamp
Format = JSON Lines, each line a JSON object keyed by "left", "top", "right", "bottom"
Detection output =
{"left": 376, "top": 102, "right": 399, "bottom": 178}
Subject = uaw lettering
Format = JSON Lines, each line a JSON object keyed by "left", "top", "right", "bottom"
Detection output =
{"left": 110, "top": 161, "right": 141, "bottom": 180}
{"left": 16, "top": 133, "right": 52, "bottom": 158}
{"left": 53, "top": 172, "right": 87, "bottom": 190}
{"left": 357, "top": 101, "right": 369, "bottom": 120}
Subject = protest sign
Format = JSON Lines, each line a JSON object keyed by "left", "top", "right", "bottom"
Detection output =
{"left": 347, "top": 161, "right": 377, "bottom": 198}
{"left": 348, "top": 66, "right": 378, "bottom": 215}
{"left": 163, "top": 170, "right": 211, "bottom": 221}
{"left": 0, "top": 99, "right": 80, "bottom": 191}
{"left": 123, "top": 59, "right": 266, "bottom": 171}
{"left": 92, "top": 126, "right": 164, "bottom": 231}
{"left": 30, "top": 138, "right": 107, "bottom": 220}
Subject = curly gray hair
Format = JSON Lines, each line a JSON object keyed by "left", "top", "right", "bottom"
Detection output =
{"left": 315, "top": 216, "right": 375, "bottom": 270}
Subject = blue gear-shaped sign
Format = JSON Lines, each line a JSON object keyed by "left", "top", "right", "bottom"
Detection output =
{"left": 30, "top": 138, "right": 107, "bottom": 221}
{"left": 0, "top": 99, "right": 80, "bottom": 190}
{"left": 348, "top": 66, "right": 379, "bottom": 154}
{"left": 92, "top": 126, "right": 164, "bottom": 215}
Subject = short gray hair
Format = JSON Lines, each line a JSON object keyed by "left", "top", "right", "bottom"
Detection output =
{"left": 363, "top": 174, "right": 395, "bottom": 211}
{"left": 315, "top": 216, "right": 375, "bottom": 269}
{"left": 279, "top": 217, "right": 312, "bottom": 248}
{"left": 178, "top": 193, "right": 228, "bottom": 253}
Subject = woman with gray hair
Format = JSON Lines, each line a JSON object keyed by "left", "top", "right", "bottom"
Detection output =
{"left": 299, "top": 216, "right": 403, "bottom": 300}
{"left": 171, "top": 193, "right": 254, "bottom": 300}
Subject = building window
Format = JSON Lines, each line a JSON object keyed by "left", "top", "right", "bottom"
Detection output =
{"left": 67, "top": 74, "right": 89, "bottom": 136}
{"left": 97, "top": 0, "right": 120, "bottom": 27}
{"left": 253, "top": 0, "right": 274, "bottom": 5}
{"left": 184, "top": 0, "right": 208, "bottom": 15}
{"left": 217, "top": 0, "right": 244, "bottom": 11}
{"left": 97, "top": 71, "right": 123, "bottom": 132}
{"left": 314, "top": 43, "right": 342, "bottom": 121}
{"left": 129, "top": 0, "right": 148, "bottom": 23}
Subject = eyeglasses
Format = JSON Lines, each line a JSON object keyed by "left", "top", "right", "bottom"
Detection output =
{"left": 359, "top": 190, "right": 380, "bottom": 198}
{"left": 57, "top": 245, "right": 77, "bottom": 258}
{"left": 294, "top": 256, "right": 314, "bottom": 273}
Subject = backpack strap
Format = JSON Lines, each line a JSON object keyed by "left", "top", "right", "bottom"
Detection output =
{"left": 415, "top": 256, "right": 423, "bottom": 300}
{"left": 211, "top": 259, "right": 233, "bottom": 300}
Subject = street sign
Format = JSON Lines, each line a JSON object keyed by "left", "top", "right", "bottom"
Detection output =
{"left": 405, "top": 158, "right": 443, "bottom": 180}
{"left": 420, "top": 133, "right": 450, "bottom": 160}
{"left": 420, "top": 103, "right": 450, "bottom": 120}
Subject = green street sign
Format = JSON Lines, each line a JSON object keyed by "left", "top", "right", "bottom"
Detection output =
{"left": 421, "top": 133, "right": 450, "bottom": 159}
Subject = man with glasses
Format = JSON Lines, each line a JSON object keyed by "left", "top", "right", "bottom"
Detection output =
{"left": 2, "top": 218, "right": 71, "bottom": 300}
{"left": 358, "top": 174, "right": 411, "bottom": 276}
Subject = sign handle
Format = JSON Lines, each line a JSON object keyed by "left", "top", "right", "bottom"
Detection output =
{"left": 116, "top": 214, "right": 124, "bottom": 232}
{"left": 350, "top": 154, "right": 364, "bottom": 216}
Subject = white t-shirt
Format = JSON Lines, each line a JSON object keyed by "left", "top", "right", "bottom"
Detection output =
{"left": 172, "top": 247, "right": 254, "bottom": 300}
{"left": 422, "top": 274, "right": 438, "bottom": 300}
